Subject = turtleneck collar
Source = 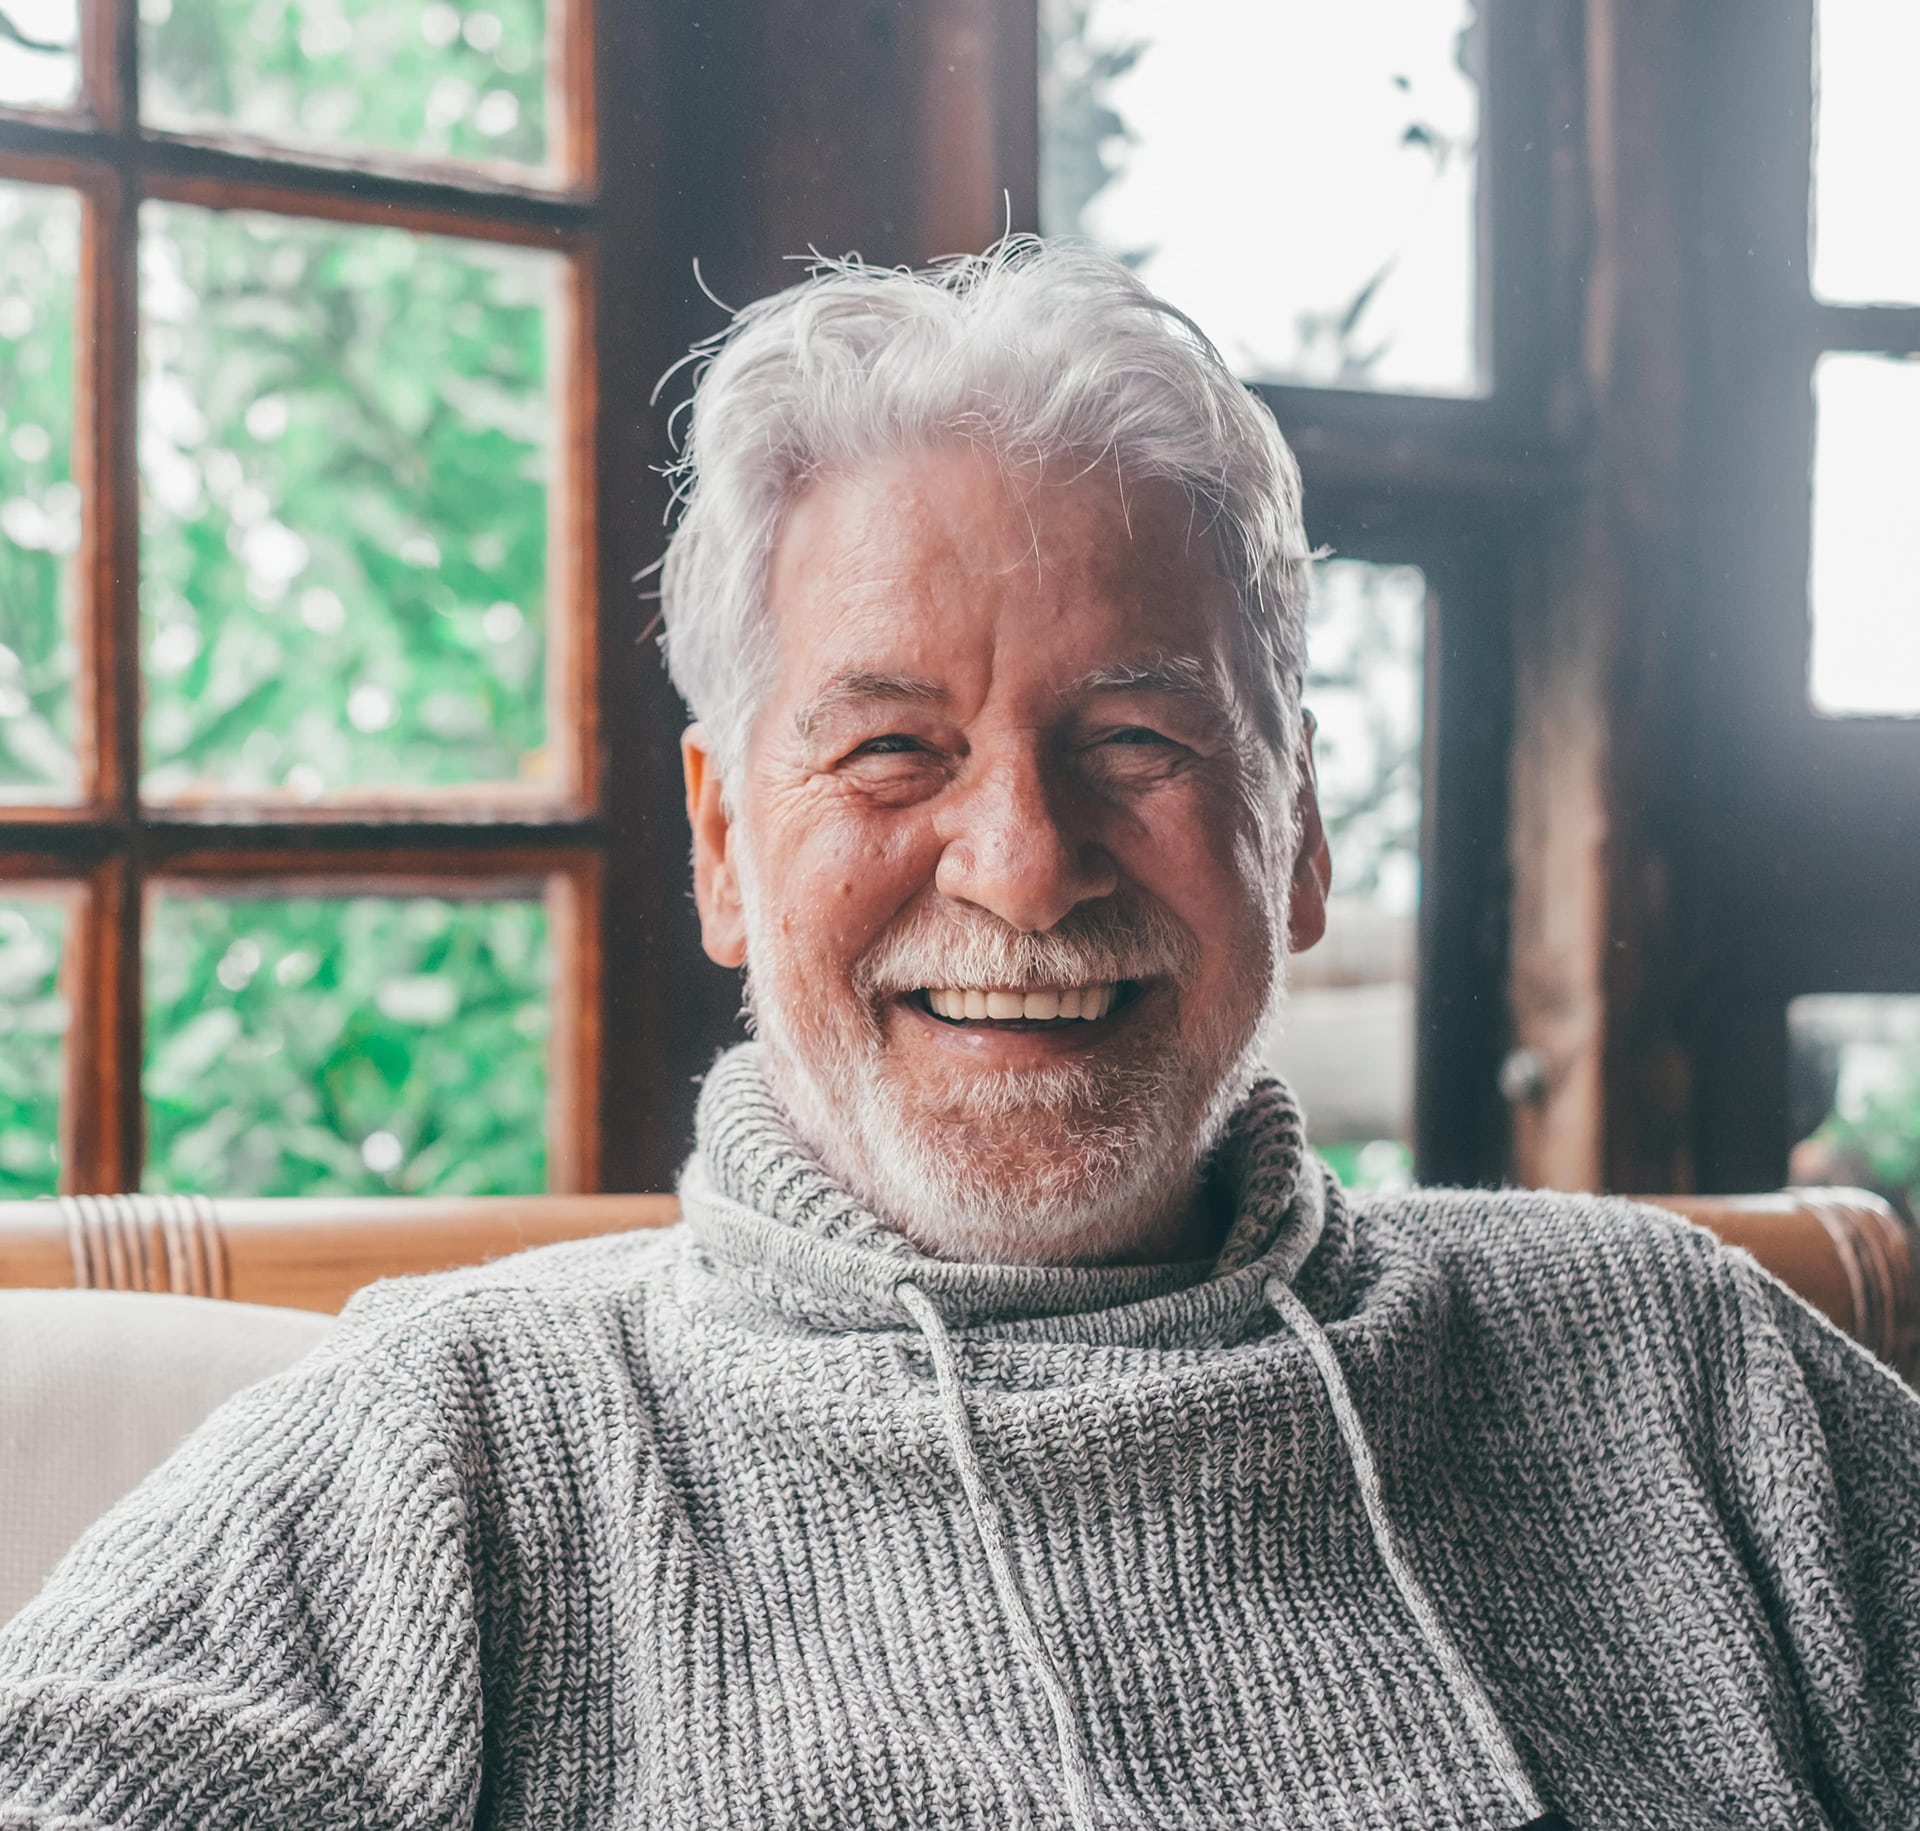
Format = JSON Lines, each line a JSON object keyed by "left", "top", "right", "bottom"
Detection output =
{"left": 677, "top": 1048, "right": 1557, "bottom": 1829}
{"left": 677, "top": 1044, "right": 1353, "bottom": 1346}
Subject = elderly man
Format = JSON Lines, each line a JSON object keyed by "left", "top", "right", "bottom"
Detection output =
{"left": 3, "top": 241, "right": 1918, "bottom": 1831}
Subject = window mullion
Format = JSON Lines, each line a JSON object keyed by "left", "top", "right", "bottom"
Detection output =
{"left": 60, "top": 852, "right": 140, "bottom": 1192}
{"left": 62, "top": 83, "right": 145, "bottom": 1188}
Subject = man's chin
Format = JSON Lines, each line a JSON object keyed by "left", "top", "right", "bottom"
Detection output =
{"left": 836, "top": 1066, "right": 1231, "bottom": 1264}
{"left": 759, "top": 1001, "right": 1267, "bottom": 1263}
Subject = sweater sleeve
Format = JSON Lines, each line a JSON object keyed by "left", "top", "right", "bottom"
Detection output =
{"left": 0, "top": 1343, "right": 483, "bottom": 1831}
{"left": 1715, "top": 1253, "right": 1920, "bottom": 1831}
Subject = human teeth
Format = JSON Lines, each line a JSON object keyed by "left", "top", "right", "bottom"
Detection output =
{"left": 924, "top": 984, "right": 1119, "bottom": 1020}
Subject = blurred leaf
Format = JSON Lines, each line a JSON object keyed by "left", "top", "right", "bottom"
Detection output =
{"left": 0, "top": 898, "right": 68, "bottom": 1196}
{"left": 143, "top": 0, "right": 549, "bottom": 170}
{"left": 144, "top": 893, "right": 549, "bottom": 1197}
{"left": 138, "top": 203, "right": 554, "bottom": 798}
{"left": 0, "top": 182, "right": 82, "bottom": 796}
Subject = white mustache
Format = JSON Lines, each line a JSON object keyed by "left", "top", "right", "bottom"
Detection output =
{"left": 853, "top": 900, "right": 1198, "bottom": 1001}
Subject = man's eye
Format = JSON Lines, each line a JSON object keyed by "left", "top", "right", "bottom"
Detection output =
{"left": 1101, "top": 727, "right": 1174, "bottom": 748}
{"left": 849, "top": 734, "right": 925, "bottom": 757}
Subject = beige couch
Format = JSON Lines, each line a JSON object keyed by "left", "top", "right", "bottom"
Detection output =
{"left": 0, "top": 1290, "right": 333, "bottom": 1623}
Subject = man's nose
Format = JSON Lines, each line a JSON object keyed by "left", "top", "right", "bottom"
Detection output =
{"left": 932, "top": 746, "right": 1118, "bottom": 933}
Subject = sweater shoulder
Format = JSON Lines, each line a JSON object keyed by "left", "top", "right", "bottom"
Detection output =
{"left": 317, "top": 1219, "right": 686, "bottom": 1368}
{"left": 1354, "top": 1182, "right": 1725, "bottom": 1276}
{"left": 1344, "top": 1183, "right": 1757, "bottom": 1351}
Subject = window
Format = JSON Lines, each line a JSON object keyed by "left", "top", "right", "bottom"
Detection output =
{"left": 1039, "top": 0, "right": 1482, "bottom": 396}
{"left": 1272, "top": 560, "right": 1425, "bottom": 1192}
{"left": 1689, "top": 0, "right": 1920, "bottom": 1202}
{"left": 1039, "top": 0, "right": 1534, "bottom": 1185}
{"left": 0, "top": 0, "right": 614, "bottom": 1196}
{"left": 1805, "top": 0, "right": 1920, "bottom": 721}
{"left": 1809, "top": 353, "right": 1920, "bottom": 719}
{"left": 1790, "top": 995, "right": 1920, "bottom": 1218}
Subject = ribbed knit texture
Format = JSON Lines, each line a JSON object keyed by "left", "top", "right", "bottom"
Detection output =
{"left": 3, "top": 1043, "right": 1918, "bottom": 1828}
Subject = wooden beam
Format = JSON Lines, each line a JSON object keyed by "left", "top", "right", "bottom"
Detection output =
{"left": 1505, "top": 0, "right": 1698, "bottom": 1194}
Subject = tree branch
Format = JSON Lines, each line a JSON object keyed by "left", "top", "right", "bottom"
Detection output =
{"left": 0, "top": 8, "right": 73, "bottom": 56}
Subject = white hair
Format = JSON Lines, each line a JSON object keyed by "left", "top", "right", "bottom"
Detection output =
{"left": 656, "top": 236, "right": 1313, "bottom": 782}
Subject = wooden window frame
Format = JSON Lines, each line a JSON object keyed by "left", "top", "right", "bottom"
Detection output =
{"left": 1687, "top": 0, "right": 1920, "bottom": 1192}
{"left": 1000, "top": 0, "right": 1570, "bottom": 1185}
{"left": 0, "top": 0, "right": 638, "bottom": 1196}
{"left": 20, "top": 0, "right": 1804, "bottom": 1205}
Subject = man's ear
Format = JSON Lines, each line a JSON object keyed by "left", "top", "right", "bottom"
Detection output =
{"left": 683, "top": 725, "right": 748, "bottom": 969}
{"left": 1286, "top": 712, "right": 1333, "bottom": 955}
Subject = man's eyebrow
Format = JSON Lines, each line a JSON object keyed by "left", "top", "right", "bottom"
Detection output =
{"left": 792, "top": 670, "right": 948, "bottom": 742}
{"left": 1066, "top": 655, "right": 1227, "bottom": 707}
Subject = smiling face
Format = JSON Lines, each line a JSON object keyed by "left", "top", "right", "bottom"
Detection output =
{"left": 684, "top": 444, "right": 1329, "bottom": 1264}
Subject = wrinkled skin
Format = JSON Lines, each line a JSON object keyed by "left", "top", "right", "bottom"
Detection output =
{"left": 685, "top": 445, "right": 1330, "bottom": 1264}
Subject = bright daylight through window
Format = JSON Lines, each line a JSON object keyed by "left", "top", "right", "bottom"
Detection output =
{"left": 0, "top": 0, "right": 76, "bottom": 110}
{"left": 1807, "top": 0, "right": 1920, "bottom": 719}
{"left": 1040, "top": 0, "right": 1481, "bottom": 395}
{"left": 1808, "top": 354, "right": 1920, "bottom": 719}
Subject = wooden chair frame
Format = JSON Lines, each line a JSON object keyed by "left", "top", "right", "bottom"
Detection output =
{"left": 0, "top": 1187, "right": 1912, "bottom": 1380}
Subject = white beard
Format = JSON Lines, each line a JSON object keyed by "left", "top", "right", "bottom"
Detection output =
{"left": 737, "top": 858, "right": 1288, "bottom": 1264}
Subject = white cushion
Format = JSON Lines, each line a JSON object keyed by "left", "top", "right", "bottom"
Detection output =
{"left": 0, "top": 1289, "right": 335, "bottom": 1624}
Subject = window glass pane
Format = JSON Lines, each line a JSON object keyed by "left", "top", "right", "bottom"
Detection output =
{"left": 0, "top": 0, "right": 79, "bottom": 110}
{"left": 141, "top": 0, "right": 550, "bottom": 173}
{"left": 144, "top": 889, "right": 551, "bottom": 1195}
{"left": 1268, "top": 560, "right": 1425, "bottom": 1190}
{"left": 1808, "top": 353, "right": 1920, "bottom": 718}
{"left": 138, "top": 204, "right": 558, "bottom": 800}
{"left": 1812, "top": 0, "right": 1920, "bottom": 305}
{"left": 0, "top": 182, "right": 82, "bottom": 799}
{"left": 0, "top": 893, "right": 71, "bottom": 1197}
{"left": 1040, "top": 0, "right": 1481, "bottom": 395}
{"left": 1790, "top": 994, "right": 1920, "bottom": 1220}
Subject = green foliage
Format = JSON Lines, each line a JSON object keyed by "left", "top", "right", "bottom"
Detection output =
{"left": 1805, "top": 1061, "right": 1920, "bottom": 1221}
{"left": 1318, "top": 1138, "right": 1414, "bottom": 1194}
{"left": 143, "top": 0, "right": 547, "bottom": 170}
{"left": 1, "top": 16, "right": 568, "bottom": 1199}
{"left": 1829, "top": 1087, "right": 1920, "bottom": 1217}
{"left": 144, "top": 893, "right": 550, "bottom": 1196}
{"left": 0, "top": 899, "right": 68, "bottom": 1196}
{"left": 140, "top": 203, "right": 553, "bottom": 797}
{"left": 0, "top": 181, "right": 81, "bottom": 795}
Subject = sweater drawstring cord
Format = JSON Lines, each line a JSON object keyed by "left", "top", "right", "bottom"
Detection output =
{"left": 1262, "top": 1273, "right": 1551, "bottom": 1828}
{"left": 896, "top": 1270, "right": 1549, "bottom": 1831}
{"left": 895, "top": 1279, "right": 1101, "bottom": 1831}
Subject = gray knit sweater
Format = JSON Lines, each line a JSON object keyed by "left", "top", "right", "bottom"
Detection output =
{"left": 3, "top": 1046, "right": 1918, "bottom": 1829}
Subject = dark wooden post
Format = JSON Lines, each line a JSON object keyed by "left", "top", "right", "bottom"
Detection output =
{"left": 1506, "top": 0, "right": 1700, "bottom": 1193}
